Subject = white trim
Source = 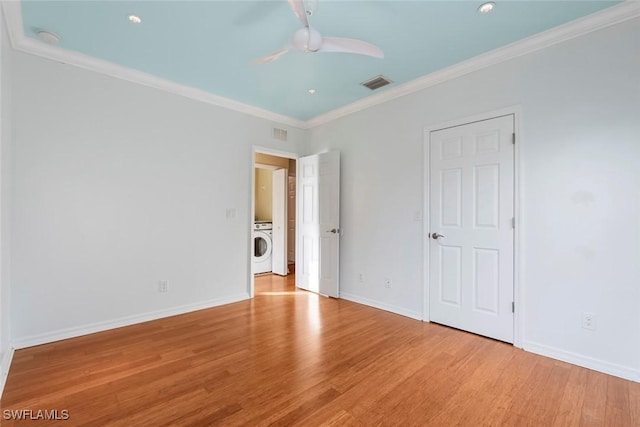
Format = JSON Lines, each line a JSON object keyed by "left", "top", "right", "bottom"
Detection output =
{"left": 254, "top": 146, "right": 299, "bottom": 161}
{"left": 0, "top": 2, "right": 306, "bottom": 130}
{"left": 0, "top": 347, "right": 15, "bottom": 399}
{"left": 295, "top": 157, "right": 301, "bottom": 291}
{"left": 422, "top": 128, "right": 430, "bottom": 323}
{"left": 0, "top": 3, "right": 12, "bottom": 401}
{"left": 512, "top": 109, "right": 524, "bottom": 349}
{"left": 2, "top": 1, "right": 639, "bottom": 129}
{"left": 422, "top": 106, "right": 522, "bottom": 346}
{"left": 250, "top": 163, "right": 255, "bottom": 298}
{"left": 1, "top": 0, "right": 19, "bottom": 49}
{"left": 341, "top": 292, "right": 423, "bottom": 321}
{"left": 12, "top": 293, "right": 250, "bottom": 349}
{"left": 306, "top": 2, "right": 640, "bottom": 128}
{"left": 523, "top": 340, "right": 640, "bottom": 383}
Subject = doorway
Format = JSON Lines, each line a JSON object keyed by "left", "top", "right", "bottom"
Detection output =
{"left": 424, "top": 110, "right": 521, "bottom": 345}
{"left": 251, "top": 149, "right": 297, "bottom": 297}
{"left": 250, "top": 149, "right": 342, "bottom": 300}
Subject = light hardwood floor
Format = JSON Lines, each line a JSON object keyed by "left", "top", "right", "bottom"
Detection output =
{"left": 1, "top": 273, "right": 638, "bottom": 426}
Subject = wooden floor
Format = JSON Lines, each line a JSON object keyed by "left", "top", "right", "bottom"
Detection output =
{"left": 2, "top": 273, "right": 639, "bottom": 426}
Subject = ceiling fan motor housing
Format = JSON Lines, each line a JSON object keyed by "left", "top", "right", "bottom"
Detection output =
{"left": 293, "top": 27, "right": 323, "bottom": 52}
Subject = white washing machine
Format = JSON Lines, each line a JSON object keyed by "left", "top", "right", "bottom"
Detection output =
{"left": 253, "top": 222, "right": 273, "bottom": 274}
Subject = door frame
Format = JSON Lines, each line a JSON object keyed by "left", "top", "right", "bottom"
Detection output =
{"left": 422, "top": 106, "right": 523, "bottom": 348}
{"left": 250, "top": 146, "right": 298, "bottom": 298}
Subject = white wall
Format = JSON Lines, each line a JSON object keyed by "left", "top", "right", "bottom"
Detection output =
{"left": 0, "top": 7, "right": 13, "bottom": 387}
{"left": 10, "top": 51, "right": 305, "bottom": 345}
{"left": 307, "top": 19, "right": 640, "bottom": 379}
{"left": 255, "top": 168, "right": 274, "bottom": 221}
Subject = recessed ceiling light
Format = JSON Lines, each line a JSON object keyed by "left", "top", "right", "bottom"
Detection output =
{"left": 35, "top": 30, "right": 60, "bottom": 45}
{"left": 128, "top": 14, "right": 142, "bottom": 24}
{"left": 308, "top": 89, "right": 316, "bottom": 94}
{"left": 477, "top": 2, "right": 495, "bottom": 14}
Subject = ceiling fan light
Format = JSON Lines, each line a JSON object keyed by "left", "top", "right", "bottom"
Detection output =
{"left": 292, "top": 27, "right": 322, "bottom": 52}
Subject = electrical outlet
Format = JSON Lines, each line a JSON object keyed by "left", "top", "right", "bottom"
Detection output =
{"left": 582, "top": 312, "right": 596, "bottom": 331}
{"left": 359, "top": 273, "right": 365, "bottom": 284}
{"left": 384, "top": 277, "right": 392, "bottom": 288}
{"left": 414, "top": 211, "right": 422, "bottom": 222}
{"left": 158, "top": 280, "right": 168, "bottom": 293}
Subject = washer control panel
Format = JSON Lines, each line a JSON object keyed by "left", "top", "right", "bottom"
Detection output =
{"left": 254, "top": 222, "right": 273, "bottom": 230}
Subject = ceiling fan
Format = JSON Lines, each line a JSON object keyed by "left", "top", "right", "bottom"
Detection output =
{"left": 252, "top": 0, "right": 384, "bottom": 64}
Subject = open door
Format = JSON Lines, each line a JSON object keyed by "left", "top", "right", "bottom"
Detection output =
{"left": 296, "top": 152, "right": 340, "bottom": 297}
{"left": 272, "top": 168, "right": 287, "bottom": 276}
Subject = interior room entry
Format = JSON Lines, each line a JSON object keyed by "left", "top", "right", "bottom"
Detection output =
{"left": 428, "top": 115, "right": 515, "bottom": 343}
{"left": 253, "top": 153, "right": 295, "bottom": 278}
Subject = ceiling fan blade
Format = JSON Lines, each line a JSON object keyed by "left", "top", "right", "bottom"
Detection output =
{"left": 288, "top": 0, "right": 309, "bottom": 27}
{"left": 252, "top": 47, "right": 290, "bottom": 65}
{"left": 320, "top": 37, "right": 384, "bottom": 59}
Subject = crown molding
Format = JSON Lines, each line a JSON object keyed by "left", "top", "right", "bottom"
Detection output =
{"left": 0, "top": 1, "right": 307, "bottom": 130}
{"left": 3, "top": 1, "right": 639, "bottom": 130}
{"left": 305, "top": 1, "right": 640, "bottom": 128}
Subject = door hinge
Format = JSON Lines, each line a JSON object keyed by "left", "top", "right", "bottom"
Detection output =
{"left": 511, "top": 217, "right": 515, "bottom": 229}
{"left": 512, "top": 302, "right": 515, "bottom": 313}
{"left": 512, "top": 133, "right": 516, "bottom": 144}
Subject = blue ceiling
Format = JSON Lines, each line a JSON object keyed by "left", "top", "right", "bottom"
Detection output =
{"left": 21, "top": 1, "right": 621, "bottom": 121}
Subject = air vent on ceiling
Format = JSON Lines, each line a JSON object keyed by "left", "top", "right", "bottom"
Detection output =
{"left": 272, "top": 127, "right": 288, "bottom": 142}
{"left": 361, "top": 75, "right": 392, "bottom": 90}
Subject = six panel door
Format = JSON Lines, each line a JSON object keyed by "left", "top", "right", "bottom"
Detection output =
{"left": 429, "top": 115, "right": 515, "bottom": 343}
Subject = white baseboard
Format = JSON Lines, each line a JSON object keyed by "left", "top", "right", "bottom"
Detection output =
{"left": 338, "top": 294, "right": 640, "bottom": 383}
{"left": 340, "top": 292, "right": 423, "bottom": 321}
{"left": 523, "top": 340, "right": 640, "bottom": 383}
{"left": 12, "top": 293, "right": 250, "bottom": 349}
{"left": 0, "top": 347, "right": 15, "bottom": 399}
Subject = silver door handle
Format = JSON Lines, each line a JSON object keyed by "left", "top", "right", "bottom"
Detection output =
{"left": 431, "top": 233, "right": 445, "bottom": 240}
{"left": 327, "top": 228, "right": 340, "bottom": 234}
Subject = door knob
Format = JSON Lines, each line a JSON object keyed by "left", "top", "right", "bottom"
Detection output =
{"left": 327, "top": 228, "right": 340, "bottom": 234}
{"left": 431, "top": 233, "right": 445, "bottom": 240}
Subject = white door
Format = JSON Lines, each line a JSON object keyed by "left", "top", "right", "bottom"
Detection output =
{"left": 297, "top": 152, "right": 340, "bottom": 297}
{"left": 429, "top": 115, "right": 514, "bottom": 343}
{"left": 272, "top": 168, "right": 287, "bottom": 276}
{"left": 287, "top": 175, "right": 296, "bottom": 263}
